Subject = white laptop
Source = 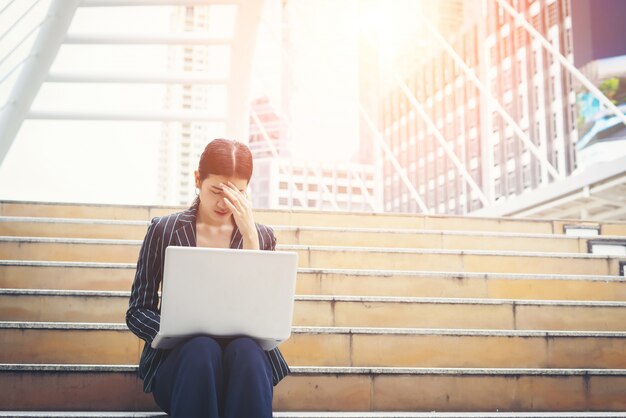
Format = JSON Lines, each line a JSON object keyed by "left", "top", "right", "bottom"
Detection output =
{"left": 151, "top": 246, "right": 298, "bottom": 351}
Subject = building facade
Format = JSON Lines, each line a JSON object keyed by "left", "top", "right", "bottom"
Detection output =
{"left": 380, "top": 0, "right": 577, "bottom": 215}
{"left": 249, "top": 157, "right": 379, "bottom": 212}
{"left": 159, "top": 6, "right": 228, "bottom": 206}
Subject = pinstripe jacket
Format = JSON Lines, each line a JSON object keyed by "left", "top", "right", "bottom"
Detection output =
{"left": 126, "top": 199, "right": 291, "bottom": 393}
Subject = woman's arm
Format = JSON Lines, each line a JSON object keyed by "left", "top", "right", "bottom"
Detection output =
{"left": 126, "top": 217, "right": 163, "bottom": 344}
{"left": 257, "top": 223, "right": 277, "bottom": 251}
{"left": 258, "top": 222, "right": 291, "bottom": 384}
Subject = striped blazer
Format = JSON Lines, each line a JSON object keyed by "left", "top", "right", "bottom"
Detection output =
{"left": 126, "top": 199, "right": 291, "bottom": 393}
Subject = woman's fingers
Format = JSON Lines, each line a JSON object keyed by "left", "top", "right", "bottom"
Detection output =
{"left": 221, "top": 182, "right": 249, "bottom": 210}
{"left": 226, "top": 181, "right": 247, "bottom": 202}
{"left": 223, "top": 196, "right": 240, "bottom": 215}
{"left": 220, "top": 184, "right": 239, "bottom": 204}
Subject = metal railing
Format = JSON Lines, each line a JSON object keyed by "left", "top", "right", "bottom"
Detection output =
{"left": 0, "top": 0, "right": 258, "bottom": 169}
{"left": 0, "top": 0, "right": 80, "bottom": 166}
{"left": 495, "top": 0, "right": 626, "bottom": 128}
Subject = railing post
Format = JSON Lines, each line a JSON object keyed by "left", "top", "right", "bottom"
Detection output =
{"left": 0, "top": 0, "right": 80, "bottom": 167}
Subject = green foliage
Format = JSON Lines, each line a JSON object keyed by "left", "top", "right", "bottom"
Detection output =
{"left": 599, "top": 78, "right": 619, "bottom": 96}
{"left": 598, "top": 77, "right": 626, "bottom": 105}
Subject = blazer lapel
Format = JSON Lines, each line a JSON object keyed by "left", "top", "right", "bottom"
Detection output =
{"left": 172, "top": 202, "right": 198, "bottom": 248}
{"left": 172, "top": 199, "right": 242, "bottom": 249}
{"left": 173, "top": 222, "right": 196, "bottom": 247}
{"left": 229, "top": 224, "right": 243, "bottom": 249}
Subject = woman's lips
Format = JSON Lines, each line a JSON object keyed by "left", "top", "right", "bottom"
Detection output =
{"left": 215, "top": 210, "right": 228, "bottom": 216}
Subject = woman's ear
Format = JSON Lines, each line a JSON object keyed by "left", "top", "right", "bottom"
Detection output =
{"left": 194, "top": 170, "right": 200, "bottom": 189}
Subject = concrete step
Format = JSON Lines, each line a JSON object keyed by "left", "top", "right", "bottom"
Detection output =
{"left": 0, "top": 260, "right": 134, "bottom": 292}
{"left": 2, "top": 290, "right": 626, "bottom": 331}
{"left": 2, "top": 261, "right": 625, "bottom": 301}
{"left": 273, "top": 415, "right": 626, "bottom": 418}
{"left": 3, "top": 217, "right": 619, "bottom": 254}
{"left": 0, "top": 201, "right": 553, "bottom": 232}
{"left": 255, "top": 414, "right": 626, "bottom": 418}
{"left": 0, "top": 414, "right": 166, "bottom": 418}
{"left": 2, "top": 322, "right": 626, "bottom": 369}
{"left": 1, "top": 364, "right": 625, "bottom": 411}
{"left": 0, "top": 217, "right": 149, "bottom": 240}
{"left": 4, "top": 413, "right": 626, "bottom": 418}
{"left": 0, "top": 414, "right": 167, "bottom": 418}
{"left": 1, "top": 238, "right": 623, "bottom": 275}
{"left": 4, "top": 200, "right": 626, "bottom": 236}
{"left": 0, "top": 201, "right": 163, "bottom": 221}
{"left": 288, "top": 246, "right": 624, "bottom": 275}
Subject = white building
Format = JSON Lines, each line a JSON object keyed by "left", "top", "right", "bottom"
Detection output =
{"left": 249, "top": 158, "right": 380, "bottom": 212}
{"left": 159, "top": 5, "right": 231, "bottom": 206}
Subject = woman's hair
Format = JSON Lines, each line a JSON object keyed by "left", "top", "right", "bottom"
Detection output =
{"left": 197, "top": 138, "right": 253, "bottom": 182}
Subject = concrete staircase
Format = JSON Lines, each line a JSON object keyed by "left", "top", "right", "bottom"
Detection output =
{"left": 1, "top": 200, "right": 626, "bottom": 417}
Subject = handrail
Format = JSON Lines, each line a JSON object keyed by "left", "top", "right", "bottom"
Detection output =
{"left": 25, "top": 110, "right": 226, "bottom": 121}
{"left": 0, "top": 0, "right": 42, "bottom": 42}
{"left": 45, "top": 71, "right": 229, "bottom": 84}
{"left": 0, "top": 0, "right": 18, "bottom": 16}
{"left": 0, "top": 18, "right": 46, "bottom": 69}
{"left": 0, "top": 0, "right": 80, "bottom": 167}
{"left": 63, "top": 33, "right": 232, "bottom": 45}
{"left": 0, "top": 56, "right": 33, "bottom": 87}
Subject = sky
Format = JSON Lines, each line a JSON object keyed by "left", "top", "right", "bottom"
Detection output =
{"left": 0, "top": 0, "right": 371, "bottom": 205}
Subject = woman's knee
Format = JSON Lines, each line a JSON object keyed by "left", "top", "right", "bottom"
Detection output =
{"left": 223, "top": 337, "right": 266, "bottom": 366}
{"left": 177, "top": 335, "right": 222, "bottom": 368}
{"left": 223, "top": 337, "right": 273, "bottom": 391}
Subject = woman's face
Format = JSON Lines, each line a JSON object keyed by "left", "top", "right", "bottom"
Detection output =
{"left": 195, "top": 172, "right": 248, "bottom": 224}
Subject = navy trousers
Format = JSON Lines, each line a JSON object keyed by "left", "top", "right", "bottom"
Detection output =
{"left": 152, "top": 336, "right": 274, "bottom": 418}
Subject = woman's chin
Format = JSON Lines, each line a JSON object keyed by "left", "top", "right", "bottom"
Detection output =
{"left": 214, "top": 210, "right": 230, "bottom": 218}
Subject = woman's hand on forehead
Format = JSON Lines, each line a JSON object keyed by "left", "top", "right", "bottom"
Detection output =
{"left": 220, "top": 181, "right": 245, "bottom": 196}
{"left": 220, "top": 181, "right": 259, "bottom": 249}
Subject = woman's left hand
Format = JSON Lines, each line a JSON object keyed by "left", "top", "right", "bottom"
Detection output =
{"left": 221, "top": 181, "right": 260, "bottom": 250}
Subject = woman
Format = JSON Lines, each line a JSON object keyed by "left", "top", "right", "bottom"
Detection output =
{"left": 126, "top": 138, "right": 290, "bottom": 418}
